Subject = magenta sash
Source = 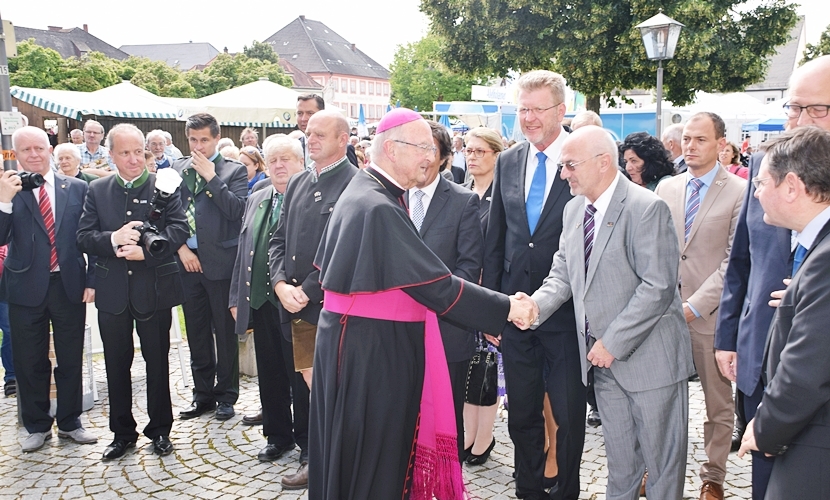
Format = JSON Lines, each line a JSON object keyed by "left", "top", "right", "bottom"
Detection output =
{"left": 324, "top": 289, "right": 467, "bottom": 500}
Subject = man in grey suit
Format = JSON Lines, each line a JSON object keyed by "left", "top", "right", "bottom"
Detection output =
{"left": 738, "top": 126, "right": 830, "bottom": 498}
{"left": 517, "top": 126, "right": 695, "bottom": 500}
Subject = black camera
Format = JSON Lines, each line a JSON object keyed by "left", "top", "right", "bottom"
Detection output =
{"left": 132, "top": 189, "right": 175, "bottom": 258}
{"left": 18, "top": 172, "right": 45, "bottom": 191}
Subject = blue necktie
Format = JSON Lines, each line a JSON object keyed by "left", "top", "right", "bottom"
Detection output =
{"left": 792, "top": 243, "right": 808, "bottom": 275}
{"left": 526, "top": 152, "right": 547, "bottom": 235}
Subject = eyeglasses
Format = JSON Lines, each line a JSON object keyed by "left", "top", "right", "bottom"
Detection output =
{"left": 464, "top": 148, "right": 495, "bottom": 158}
{"left": 517, "top": 102, "right": 562, "bottom": 117}
{"left": 751, "top": 176, "right": 772, "bottom": 190}
{"left": 84, "top": 131, "right": 103, "bottom": 135}
{"left": 391, "top": 139, "right": 437, "bottom": 155}
{"left": 556, "top": 153, "right": 604, "bottom": 172}
{"left": 783, "top": 103, "right": 830, "bottom": 119}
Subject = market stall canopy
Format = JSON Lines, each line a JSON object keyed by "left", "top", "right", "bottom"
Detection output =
{"left": 178, "top": 79, "right": 299, "bottom": 127}
{"left": 741, "top": 117, "right": 787, "bottom": 131}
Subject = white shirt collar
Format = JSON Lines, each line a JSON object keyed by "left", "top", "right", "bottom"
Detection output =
{"left": 797, "top": 205, "right": 830, "bottom": 250}
{"left": 370, "top": 162, "right": 405, "bottom": 190}
{"left": 411, "top": 173, "right": 440, "bottom": 201}
{"left": 586, "top": 171, "right": 621, "bottom": 217}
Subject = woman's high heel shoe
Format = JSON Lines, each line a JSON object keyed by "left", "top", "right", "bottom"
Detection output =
{"left": 465, "top": 438, "right": 496, "bottom": 465}
{"left": 460, "top": 444, "right": 473, "bottom": 463}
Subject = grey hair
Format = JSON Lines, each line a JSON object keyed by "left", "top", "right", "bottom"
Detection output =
{"left": 146, "top": 129, "right": 167, "bottom": 144}
{"left": 762, "top": 126, "right": 830, "bottom": 204}
{"left": 105, "top": 123, "right": 145, "bottom": 150}
{"left": 264, "top": 136, "right": 304, "bottom": 163}
{"left": 53, "top": 143, "right": 81, "bottom": 161}
{"left": 571, "top": 111, "right": 603, "bottom": 130}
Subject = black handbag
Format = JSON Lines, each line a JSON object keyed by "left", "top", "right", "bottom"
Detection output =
{"left": 464, "top": 350, "right": 498, "bottom": 406}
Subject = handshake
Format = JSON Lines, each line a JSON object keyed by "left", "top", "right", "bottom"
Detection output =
{"left": 508, "top": 292, "right": 539, "bottom": 330}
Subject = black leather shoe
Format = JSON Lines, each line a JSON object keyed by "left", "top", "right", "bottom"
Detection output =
{"left": 242, "top": 410, "right": 263, "bottom": 425}
{"left": 465, "top": 438, "right": 496, "bottom": 465}
{"left": 4, "top": 379, "right": 16, "bottom": 397}
{"left": 731, "top": 424, "right": 745, "bottom": 452}
{"left": 179, "top": 401, "right": 216, "bottom": 420}
{"left": 258, "top": 442, "right": 295, "bottom": 462}
{"left": 587, "top": 407, "right": 602, "bottom": 427}
{"left": 215, "top": 402, "right": 235, "bottom": 421}
{"left": 102, "top": 439, "right": 136, "bottom": 461}
{"left": 152, "top": 436, "right": 174, "bottom": 456}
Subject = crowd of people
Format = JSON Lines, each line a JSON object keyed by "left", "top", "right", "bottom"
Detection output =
{"left": 1, "top": 54, "right": 830, "bottom": 500}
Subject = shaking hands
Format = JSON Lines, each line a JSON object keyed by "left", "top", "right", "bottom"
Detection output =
{"left": 508, "top": 292, "right": 539, "bottom": 330}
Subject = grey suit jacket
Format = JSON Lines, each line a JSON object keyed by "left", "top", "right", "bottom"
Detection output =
{"left": 655, "top": 165, "right": 745, "bottom": 333}
{"left": 531, "top": 174, "right": 695, "bottom": 391}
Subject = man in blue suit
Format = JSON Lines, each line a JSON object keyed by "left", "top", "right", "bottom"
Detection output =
{"left": 0, "top": 126, "right": 96, "bottom": 453}
{"left": 715, "top": 54, "right": 830, "bottom": 499}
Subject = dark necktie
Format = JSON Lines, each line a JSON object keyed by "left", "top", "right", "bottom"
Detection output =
{"left": 584, "top": 204, "right": 597, "bottom": 342}
{"left": 38, "top": 187, "right": 59, "bottom": 271}
{"left": 685, "top": 178, "right": 703, "bottom": 242}
{"left": 526, "top": 152, "right": 547, "bottom": 235}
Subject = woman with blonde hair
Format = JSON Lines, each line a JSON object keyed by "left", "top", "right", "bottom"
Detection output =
{"left": 239, "top": 146, "right": 267, "bottom": 194}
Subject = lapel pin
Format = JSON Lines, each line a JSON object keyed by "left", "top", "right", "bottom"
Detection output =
{"left": 715, "top": 181, "right": 724, "bottom": 186}
{"left": 606, "top": 222, "right": 613, "bottom": 227}
{"left": 60, "top": 184, "right": 66, "bottom": 189}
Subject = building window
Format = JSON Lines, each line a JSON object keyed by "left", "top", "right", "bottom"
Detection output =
{"left": 765, "top": 96, "right": 776, "bottom": 103}
{"left": 341, "top": 103, "right": 348, "bottom": 112}
{"left": 341, "top": 79, "right": 348, "bottom": 92}
{"left": 369, "top": 82, "right": 375, "bottom": 95}
{"left": 384, "top": 83, "right": 390, "bottom": 96}
{"left": 350, "top": 80, "right": 356, "bottom": 93}
{"left": 331, "top": 78, "right": 338, "bottom": 90}
{"left": 350, "top": 104, "right": 357, "bottom": 117}
{"left": 360, "top": 81, "right": 366, "bottom": 94}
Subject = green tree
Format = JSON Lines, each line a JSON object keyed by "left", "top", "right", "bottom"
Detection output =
{"left": 62, "top": 52, "right": 122, "bottom": 91}
{"left": 122, "top": 57, "right": 196, "bottom": 97}
{"left": 193, "top": 53, "right": 292, "bottom": 96}
{"left": 8, "top": 40, "right": 66, "bottom": 88}
{"left": 243, "top": 40, "right": 279, "bottom": 63}
{"left": 802, "top": 24, "right": 830, "bottom": 63}
{"left": 390, "top": 35, "right": 490, "bottom": 111}
{"left": 421, "top": 0, "right": 798, "bottom": 111}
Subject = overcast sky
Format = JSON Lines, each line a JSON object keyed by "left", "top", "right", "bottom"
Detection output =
{"left": 2, "top": 0, "right": 827, "bottom": 69}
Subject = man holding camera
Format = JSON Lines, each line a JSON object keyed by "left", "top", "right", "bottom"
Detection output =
{"left": 0, "top": 126, "right": 96, "bottom": 453}
{"left": 77, "top": 124, "right": 189, "bottom": 460}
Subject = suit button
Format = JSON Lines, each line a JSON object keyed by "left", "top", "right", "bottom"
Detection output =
{"left": 127, "top": 270, "right": 133, "bottom": 276}
{"left": 246, "top": 297, "right": 250, "bottom": 301}
{"left": 681, "top": 255, "right": 687, "bottom": 260}
{"left": 292, "top": 278, "right": 298, "bottom": 284}
{"left": 246, "top": 282, "right": 250, "bottom": 286}
{"left": 329, "top": 207, "right": 333, "bottom": 212}
{"left": 292, "top": 255, "right": 296, "bottom": 261}
{"left": 133, "top": 199, "right": 139, "bottom": 203}
{"left": 187, "top": 197, "right": 192, "bottom": 201}
{"left": 247, "top": 267, "right": 252, "bottom": 272}
{"left": 529, "top": 242, "right": 535, "bottom": 248}
{"left": 126, "top": 211, "right": 132, "bottom": 216}
{"left": 250, "top": 251, "right": 254, "bottom": 256}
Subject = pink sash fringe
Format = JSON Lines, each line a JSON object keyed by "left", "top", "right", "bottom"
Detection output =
{"left": 324, "top": 289, "right": 467, "bottom": 500}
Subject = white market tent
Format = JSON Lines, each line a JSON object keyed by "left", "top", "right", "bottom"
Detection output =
{"left": 177, "top": 79, "right": 299, "bottom": 127}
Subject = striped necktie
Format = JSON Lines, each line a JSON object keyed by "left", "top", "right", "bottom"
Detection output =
{"left": 685, "top": 178, "right": 703, "bottom": 241}
{"left": 38, "top": 187, "right": 59, "bottom": 271}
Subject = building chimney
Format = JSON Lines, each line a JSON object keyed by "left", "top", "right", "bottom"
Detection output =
{"left": 351, "top": 44, "right": 356, "bottom": 52}
{"left": 48, "top": 26, "right": 62, "bottom": 31}
{"left": 224, "top": 47, "right": 228, "bottom": 54}
{"left": 299, "top": 15, "right": 305, "bottom": 21}
{"left": 83, "top": 24, "right": 88, "bottom": 32}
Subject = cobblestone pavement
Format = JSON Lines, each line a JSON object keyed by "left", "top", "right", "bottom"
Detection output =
{"left": 0, "top": 343, "right": 754, "bottom": 499}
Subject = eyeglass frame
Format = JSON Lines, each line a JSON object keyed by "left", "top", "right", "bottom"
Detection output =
{"left": 751, "top": 176, "right": 773, "bottom": 190}
{"left": 390, "top": 139, "right": 437, "bottom": 155}
{"left": 517, "top": 102, "right": 563, "bottom": 117}
{"left": 463, "top": 148, "right": 496, "bottom": 158}
{"left": 782, "top": 103, "right": 830, "bottom": 120}
{"left": 556, "top": 153, "right": 605, "bottom": 173}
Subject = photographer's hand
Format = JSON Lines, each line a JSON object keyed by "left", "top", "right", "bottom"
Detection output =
{"left": 177, "top": 245, "right": 203, "bottom": 273}
{"left": 116, "top": 244, "right": 145, "bottom": 261}
{"left": 113, "top": 222, "right": 142, "bottom": 246}
{"left": 0, "top": 171, "right": 22, "bottom": 203}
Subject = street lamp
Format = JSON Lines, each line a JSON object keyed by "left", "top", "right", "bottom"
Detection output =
{"left": 636, "top": 13, "right": 684, "bottom": 137}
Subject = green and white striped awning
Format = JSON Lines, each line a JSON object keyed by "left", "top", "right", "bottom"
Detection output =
{"left": 11, "top": 85, "right": 178, "bottom": 120}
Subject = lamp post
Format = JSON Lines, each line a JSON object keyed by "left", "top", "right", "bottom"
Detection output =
{"left": 636, "top": 13, "right": 684, "bottom": 138}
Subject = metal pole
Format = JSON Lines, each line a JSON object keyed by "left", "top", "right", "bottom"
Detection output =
{"left": 655, "top": 59, "right": 664, "bottom": 139}
{"left": 0, "top": 12, "right": 16, "bottom": 171}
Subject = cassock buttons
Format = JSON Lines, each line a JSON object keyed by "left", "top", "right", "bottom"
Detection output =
{"left": 529, "top": 242, "right": 535, "bottom": 248}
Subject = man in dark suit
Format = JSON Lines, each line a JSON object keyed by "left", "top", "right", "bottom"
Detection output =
{"left": 409, "top": 120, "right": 482, "bottom": 461}
{"left": 716, "top": 54, "right": 830, "bottom": 499}
{"left": 77, "top": 124, "right": 189, "bottom": 460}
{"left": 229, "top": 137, "right": 306, "bottom": 468}
{"left": 270, "top": 110, "right": 358, "bottom": 488}
{"left": 738, "top": 126, "right": 830, "bottom": 498}
{"left": 0, "top": 126, "right": 96, "bottom": 453}
{"left": 482, "top": 70, "right": 582, "bottom": 500}
{"left": 174, "top": 113, "right": 248, "bottom": 421}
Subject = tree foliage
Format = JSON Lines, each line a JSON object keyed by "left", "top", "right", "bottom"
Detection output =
{"left": 421, "top": 0, "right": 798, "bottom": 110}
{"left": 802, "top": 24, "right": 830, "bottom": 63}
{"left": 243, "top": 40, "right": 280, "bottom": 63}
{"left": 9, "top": 39, "right": 293, "bottom": 98}
{"left": 390, "top": 34, "right": 490, "bottom": 111}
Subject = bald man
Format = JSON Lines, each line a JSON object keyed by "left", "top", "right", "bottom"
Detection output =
{"left": 519, "top": 126, "right": 695, "bottom": 500}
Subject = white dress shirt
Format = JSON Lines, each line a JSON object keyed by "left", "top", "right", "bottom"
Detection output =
{"left": 524, "top": 128, "right": 569, "bottom": 202}
{"left": 408, "top": 174, "right": 441, "bottom": 218}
